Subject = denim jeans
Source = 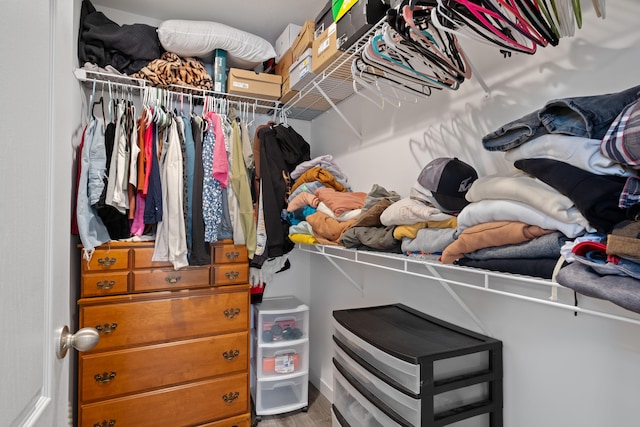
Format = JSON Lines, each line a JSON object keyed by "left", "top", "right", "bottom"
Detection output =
{"left": 76, "top": 119, "right": 110, "bottom": 255}
{"left": 482, "top": 85, "right": 640, "bottom": 151}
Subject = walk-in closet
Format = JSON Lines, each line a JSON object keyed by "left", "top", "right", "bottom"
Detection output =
{"left": 2, "top": 1, "right": 640, "bottom": 426}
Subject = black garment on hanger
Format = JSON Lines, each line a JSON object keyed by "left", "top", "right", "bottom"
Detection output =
{"left": 254, "top": 125, "right": 311, "bottom": 264}
{"left": 94, "top": 121, "right": 130, "bottom": 240}
{"left": 78, "top": 0, "right": 163, "bottom": 74}
{"left": 190, "top": 117, "right": 211, "bottom": 266}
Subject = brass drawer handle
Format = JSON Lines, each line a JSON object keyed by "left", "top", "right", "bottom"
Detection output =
{"left": 96, "top": 280, "right": 115, "bottom": 290}
{"left": 222, "top": 391, "right": 239, "bottom": 403}
{"left": 225, "top": 271, "right": 240, "bottom": 280}
{"left": 94, "top": 371, "right": 117, "bottom": 383}
{"left": 224, "top": 308, "right": 240, "bottom": 319}
{"left": 95, "top": 322, "right": 118, "bottom": 335}
{"left": 223, "top": 349, "right": 240, "bottom": 360}
{"left": 224, "top": 251, "right": 239, "bottom": 261}
{"left": 94, "top": 420, "right": 116, "bottom": 427}
{"left": 165, "top": 275, "right": 182, "bottom": 284}
{"left": 97, "top": 257, "right": 117, "bottom": 267}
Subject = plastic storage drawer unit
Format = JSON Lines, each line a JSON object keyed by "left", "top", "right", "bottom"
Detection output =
{"left": 332, "top": 304, "right": 503, "bottom": 427}
{"left": 252, "top": 296, "right": 310, "bottom": 419}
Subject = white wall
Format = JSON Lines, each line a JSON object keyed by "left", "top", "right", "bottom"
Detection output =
{"left": 265, "top": 2, "right": 640, "bottom": 426}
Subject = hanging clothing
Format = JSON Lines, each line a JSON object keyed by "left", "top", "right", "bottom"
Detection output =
{"left": 76, "top": 118, "right": 110, "bottom": 257}
{"left": 190, "top": 115, "right": 210, "bottom": 265}
{"left": 144, "top": 121, "right": 163, "bottom": 225}
{"left": 181, "top": 114, "right": 196, "bottom": 258}
{"left": 152, "top": 116, "right": 188, "bottom": 269}
{"left": 230, "top": 120, "right": 257, "bottom": 258}
{"left": 202, "top": 112, "right": 224, "bottom": 243}
{"left": 95, "top": 118, "right": 130, "bottom": 240}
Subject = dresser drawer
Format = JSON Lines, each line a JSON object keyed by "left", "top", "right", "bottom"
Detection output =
{"left": 80, "top": 291, "right": 249, "bottom": 352}
{"left": 212, "top": 263, "right": 249, "bottom": 285}
{"left": 132, "top": 266, "right": 210, "bottom": 292}
{"left": 80, "top": 332, "right": 249, "bottom": 402}
{"left": 198, "top": 413, "right": 251, "bottom": 427}
{"left": 132, "top": 246, "right": 174, "bottom": 268}
{"left": 79, "top": 373, "right": 249, "bottom": 427}
{"left": 82, "top": 248, "right": 130, "bottom": 272}
{"left": 81, "top": 271, "right": 129, "bottom": 297}
{"left": 213, "top": 242, "right": 249, "bottom": 264}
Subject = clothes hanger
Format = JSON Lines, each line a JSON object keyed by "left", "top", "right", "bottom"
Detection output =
{"left": 354, "top": 51, "right": 436, "bottom": 97}
{"left": 592, "top": 0, "right": 605, "bottom": 18}
{"left": 402, "top": 4, "right": 472, "bottom": 80}
{"left": 351, "top": 58, "right": 425, "bottom": 107}
{"left": 445, "top": 0, "right": 538, "bottom": 54}
{"left": 431, "top": 1, "right": 535, "bottom": 55}
{"left": 513, "top": 0, "right": 560, "bottom": 46}
{"left": 360, "top": 37, "right": 445, "bottom": 90}
{"left": 391, "top": 6, "right": 464, "bottom": 83}
{"left": 482, "top": 0, "right": 549, "bottom": 47}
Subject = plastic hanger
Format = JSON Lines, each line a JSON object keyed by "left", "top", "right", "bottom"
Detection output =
{"left": 445, "top": 0, "right": 538, "bottom": 54}
{"left": 431, "top": 2, "right": 534, "bottom": 55}
{"left": 402, "top": 5, "right": 472, "bottom": 80}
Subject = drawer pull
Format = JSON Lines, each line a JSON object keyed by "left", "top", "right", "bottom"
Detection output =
{"left": 225, "top": 271, "right": 240, "bottom": 280}
{"left": 96, "top": 280, "right": 116, "bottom": 290}
{"left": 97, "top": 257, "right": 117, "bottom": 267}
{"left": 223, "top": 349, "right": 240, "bottom": 360}
{"left": 224, "top": 251, "right": 240, "bottom": 261}
{"left": 94, "top": 371, "right": 117, "bottom": 383}
{"left": 93, "top": 420, "right": 116, "bottom": 427}
{"left": 165, "top": 275, "right": 182, "bottom": 284}
{"left": 224, "top": 308, "right": 240, "bottom": 319}
{"left": 222, "top": 391, "right": 240, "bottom": 403}
{"left": 95, "top": 322, "right": 118, "bottom": 335}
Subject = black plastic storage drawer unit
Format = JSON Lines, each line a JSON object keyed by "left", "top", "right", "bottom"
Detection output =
{"left": 332, "top": 304, "right": 503, "bottom": 427}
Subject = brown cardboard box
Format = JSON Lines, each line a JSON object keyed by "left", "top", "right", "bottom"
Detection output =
{"left": 280, "top": 77, "right": 299, "bottom": 104}
{"left": 227, "top": 68, "right": 282, "bottom": 100}
{"left": 291, "top": 20, "right": 315, "bottom": 63}
{"left": 275, "top": 48, "right": 294, "bottom": 81}
{"left": 312, "top": 23, "right": 344, "bottom": 75}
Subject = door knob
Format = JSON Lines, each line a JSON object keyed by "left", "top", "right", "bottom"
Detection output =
{"left": 57, "top": 325, "right": 100, "bottom": 359}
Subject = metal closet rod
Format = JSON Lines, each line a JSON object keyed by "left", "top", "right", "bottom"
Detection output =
{"left": 74, "top": 68, "right": 283, "bottom": 119}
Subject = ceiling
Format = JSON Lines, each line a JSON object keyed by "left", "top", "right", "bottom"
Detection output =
{"left": 92, "top": 0, "right": 330, "bottom": 45}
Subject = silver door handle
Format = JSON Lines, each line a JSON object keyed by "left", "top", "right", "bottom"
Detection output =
{"left": 56, "top": 325, "right": 99, "bottom": 359}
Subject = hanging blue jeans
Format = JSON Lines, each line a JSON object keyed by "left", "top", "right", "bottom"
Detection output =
{"left": 77, "top": 119, "right": 110, "bottom": 256}
{"left": 482, "top": 84, "right": 640, "bottom": 151}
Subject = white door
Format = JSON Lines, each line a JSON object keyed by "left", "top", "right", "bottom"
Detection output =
{"left": 0, "top": 1, "right": 79, "bottom": 426}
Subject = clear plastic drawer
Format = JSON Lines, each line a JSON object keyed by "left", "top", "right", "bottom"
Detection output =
{"left": 256, "top": 338, "right": 309, "bottom": 378}
{"left": 334, "top": 344, "right": 421, "bottom": 426}
{"left": 253, "top": 372, "right": 308, "bottom": 416}
{"left": 333, "top": 319, "right": 421, "bottom": 394}
{"left": 333, "top": 364, "right": 402, "bottom": 427}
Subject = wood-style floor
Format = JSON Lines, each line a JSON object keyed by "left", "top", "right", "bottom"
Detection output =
{"left": 252, "top": 383, "right": 332, "bottom": 427}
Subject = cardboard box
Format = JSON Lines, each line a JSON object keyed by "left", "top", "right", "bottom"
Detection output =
{"left": 275, "top": 23, "right": 302, "bottom": 63}
{"left": 291, "top": 20, "right": 315, "bottom": 64}
{"left": 332, "top": 0, "right": 359, "bottom": 22}
{"left": 289, "top": 48, "right": 316, "bottom": 91}
{"left": 337, "top": 0, "right": 389, "bottom": 51}
{"left": 227, "top": 68, "right": 282, "bottom": 100}
{"left": 312, "top": 23, "right": 345, "bottom": 75}
{"left": 315, "top": 0, "right": 334, "bottom": 39}
{"left": 275, "top": 48, "right": 294, "bottom": 81}
{"left": 280, "top": 77, "right": 299, "bottom": 104}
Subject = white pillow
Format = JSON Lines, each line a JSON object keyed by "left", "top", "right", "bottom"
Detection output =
{"left": 157, "top": 20, "right": 276, "bottom": 69}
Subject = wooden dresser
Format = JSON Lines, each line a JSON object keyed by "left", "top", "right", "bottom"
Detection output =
{"left": 77, "top": 240, "right": 251, "bottom": 427}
